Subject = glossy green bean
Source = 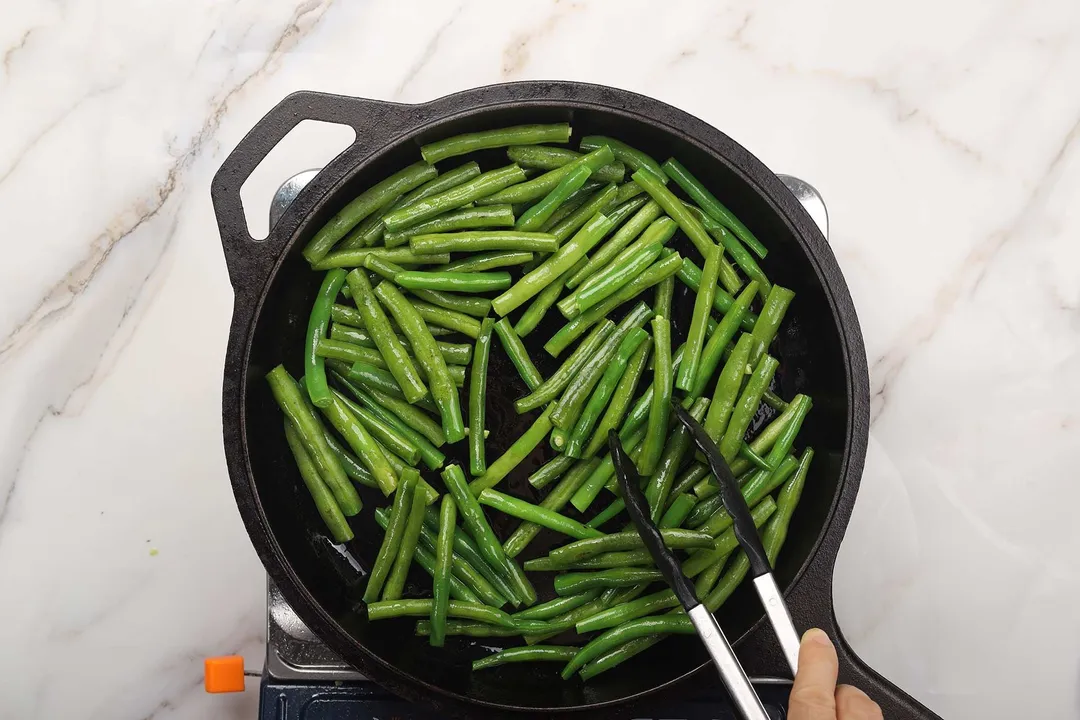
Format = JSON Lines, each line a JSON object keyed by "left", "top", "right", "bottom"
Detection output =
{"left": 675, "top": 257, "right": 757, "bottom": 332}
{"left": 283, "top": 421, "right": 353, "bottom": 542}
{"left": 332, "top": 390, "right": 420, "bottom": 466}
{"left": 515, "top": 319, "right": 615, "bottom": 413}
{"left": 645, "top": 396, "right": 710, "bottom": 521}
{"left": 501, "top": 555, "right": 538, "bottom": 606}
{"left": 383, "top": 205, "right": 515, "bottom": 247}
{"left": 321, "top": 427, "right": 378, "bottom": 489}
{"left": 565, "top": 614, "right": 696, "bottom": 678}
{"left": 313, "top": 248, "right": 451, "bottom": 270}
{"left": 374, "top": 507, "right": 479, "bottom": 603}
{"left": 536, "top": 183, "right": 602, "bottom": 230}
{"left": 582, "top": 334, "right": 652, "bottom": 458}
{"left": 546, "top": 184, "right": 618, "bottom": 242}
{"left": 638, "top": 316, "right": 672, "bottom": 475}
{"left": 467, "top": 320, "right": 494, "bottom": 478}
{"left": 468, "top": 407, "right": 554, "bottom": 494}
{"left": 407, "top": 298, "right": 482, "bottom": 339}
{"left": 703, "top": 333, "right": 756, "bottom": 444}
{"left": 764, "top": 395, "right": 812, "bottom": 468}
{"left": 526, "top": 549, "right": 655, "bottom": 571}
{"left": 720, "top": 353, "right": 779, "bottom": 462}
{"left": 410, "top": 231, "right": 559, "bottom": 256}
{"left": 492, "top": 318, "right": 543, "bottom": 390}
{"left": 423, "top": 506, "right": 521, "bottom": 607}
{"left": 709, "top": 223, "right": 771, "bottom": 300}
{"left": 690, "top": 282, "right": 758, "bottom": 400}
{"left": 663, "top": 158, "right": 767, "bottom": 259}
{"left": 429, "top": 496, "right": 456, "bottom": 646}
{"left": 575, "top": 589, "right": 681, "bottom": 633}
{"left": 563, "top": 241, "right": 664, "bottom": 319}
{"left": 375, "top": 282, "right": 464, "bottom": 441}
{"left": 368, "top": 598, "right": 513, "bottom": 628}
{"left": 364, "top": 473, "right": 417, "bottom": 602}
{"left": 315, "top": 338, "right": 394, "bottom": 368}
{"left": 676, "top": 244, "right": 721, "bottom": 391}
{"left": 445, "top": 250, "right": 534, "bottom": 273}
{"left": 512, "top": 259, "right": 580, "bottom": 338}
{"left": 329, "top": 324, "right": 472, "bottom": 367}
{"left": 654, "top": 274, "right": 675, "bottom": 320}
{"left": 477, "top": 146, "right": 615, "bottom": 206}
{"left": 473, "top": 645, "right": 580, "bottom": 671}
{"left": 693, "top": 555, "right": 728, "bottom": 599}
{"left": 659, "top": 493, "right": 697, "bottom": 529}
{"left": 696, "top": 456, "right": 798, "bottom": 536}
{"left": 512, "top": 590, "right": 602, "bottom": 622}
{"left": 304, "top": 270, "right": 348, "bottom": 408}
{"left": 764, "top": 449, "right": 813, "bottom": 563}
{"left": 507, "top": 145, "right": 625, "bottom": 182}
{"left": 493, "top": 213, "right": 614, "bottom": 316}
{"left": 479, "top": 487, "right": 604, "bottom": 544}
{"left": 547, "top": 528, "right": 713, "bottom": 565}
{"left": 749, "top": 284, "right": 795, "bottom": 366}
{"left": 442, "top": 464, "right": 505, "bottom": 570}
{"left": 566, "top": 332, "right": 651, "bottom": 458}
{"left": 579, "top": 136, "right": 665, "bottom": 184}
{"left": 544, "top": 252, "right": 681, "bottom": 358}
{"left": 303, "top": 162, "right": 436, "bottom": 263}
{"left": 554, "top": 568, "right": 663, "bottom": 597}
{"left": 394, "top": 270, "right": 511, "bottom": 293}
{"left": 421, "top": 124, "right": 570, "bottom": 164}
{"left": 528, "top": 453, "right": 576, "bottom": 490}
{"left": 383, "top": 165, "right": 526, "bottom": 232}
{"left": 503, "top": 458, "right": 600, "bottom": 558}
{"left": 570, "top": 424, "right": 646, "bottom": 513}
{"left": 584, "top": 498, "right": 625, "bottom": 529}
{"left": 682, "top": 497, "right": 776, "bottom": 577}
{"left": 414, "top": 620, "right": 521, "bottom": 638}
{"left": 266, "top": 366, "right": 360, "bottom": 515}
{"left": 566, "top": 201, "right": 662, "bottom": 290}
{"left": 382, "top": 477, "right": 427, "bottom": 601}
{"left": 669, "top": 463, "right": 709, "bottom": 502}
{"left": 328, "top": 360, "right": 436, "bottom": 412}
{"left": 413, "top": 510, "right": 506, "bottom": 608}
{"left": 515, "top": 164, "right": 593, "bottom": 231}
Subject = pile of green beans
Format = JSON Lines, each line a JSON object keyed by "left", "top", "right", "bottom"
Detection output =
{"left": 265, "top": 123, "right": 814, "bottom": 679}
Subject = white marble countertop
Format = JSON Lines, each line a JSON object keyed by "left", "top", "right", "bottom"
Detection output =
{"left": 2, "top": 1, "right": 1079, "bottom": 718}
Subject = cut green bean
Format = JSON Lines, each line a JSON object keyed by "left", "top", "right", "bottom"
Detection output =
{"left": 582, "top": 335, "right": 652, "bottom": 458}
{"left": 638, "top": 316, "right": 672, "bottom": 475}
{"left": 695, "top": 457, "right": 798, "bottom": 536}
{"left": 477, "top": 146, "right": 615, "bottom": 206}
{"left": 709, "top": 223, "right": 770, "bottom": 300}
{"left": 683, "top": 497, "right": 776, "bottom": 577}
{"left": 394, "top": 270, "right": 511, "bottom": 293}
{"left": 364, "top": 472, "right": 416, "bottom": 602}
{"left": 415, "top": 620, "right": 521, "bottom": 638}
{"left": 654, "top": 275, "right": 674, "bottom": 321}
{"left": 663, "top": 158, "right": 767, "bottom": 259}
{"left": 329, "top": 360, "right": 436, "bottom": 412}
{"left": 407, "top": 298, "right": 482, "bottom": 339}
{"left": 720, "top": 353, "right": 779, "bottom": 462}
{"left": 469, "top": 318, "right": 494, "bottom": 476}
{"left": 566, "top": 201, "right": 662, "bottom": 290}
{"left": 313, "top": 248, "right": 451, "bottom": 270}
{"left": 445, "top": 250, "right": 534, "bottom": 273}
{"left": 423, "top": 506, "right": 521, "bottom": 607}
{"left": 332, "top": 390, "right": 421, "bottom": 466}
{"left": 512, "top": 259, "right": 582, "bottom": 338}
{"left": 413, "top": 509, "right": 505, "bottom": 608}
{"left": 579, "top": 136, "right": 666, "bottom": 184}
{"left": 764, "top": 395, "right": 812, "bottom": 469}
{"left": 479, "top": 488, "right": 603, "bottom": 541}
{"left": 570, "top": 424, "right": 647, "bottom": 513}
{"left": 322, "top": 427, "right": 378, "bottom": 489}
{"left": 374, "top": 507, "right": 479, "bottom": 603}
{"left": 562, "top": 613, "right": 696, "bottom": 678}
{"left": 537, "top": 183, "right": 602, "bottom": 230}
{"left": 383, "top": 165, "right": 527, "bottom": 232}
{"left": 329, "top": 323, "right": 472, "bottom": 366}
{"left": 469, "top": 407, "right": 554, "bottom": 493}
{"left": 675, "top": 257, "right": 757, "bottom": 332}
{"left": 764, "top": 449, "right": 813, "bottom": 563}
{"left": 512, "top": 590, "right": 602, "bottom": 622}
{"left": 492, "top": 318, "right": 543, "bottom": 390}
{"left": 304, "top": 269, "right": 348, "bottom": 408}
{"left": 421, "top": 124, "right": 571, "bottom": 164}
{"left": 303, "top": 162, "right": 436, "bottom": 263}
{"left": 749, "top": 284, "right": 795, "bottom": 366}
{"left": 546, "top": 528, "right": 713, "bottom": 565}
{"left": 546, "top": 184, "right": 618, "bottom": 242}
{"left": 690, "top": 282, "right": 758, "bottom": 400}
{"left": 368, "top": 598, "right": 513, "bottom": 628}
{"left": 383, "top": 205, "right": 515, "bottom": 247}
{"left": 515, "top": 164, "right": 594, "bottom": 231}
{"left": 283, "top": 421, "right": 353, "bottom": 542}
{"left": 659, "top": 493, "right": 697, "bottom": 529}
{"left": 430, "top": 496, "right": 456, "bottom": 646}
{"left": 523, "top": 595, "right": 611, "bottom": 644}
{"left": 645, "top": 396, "right": 709, "bottom": 521}
{"left": 528, "top": 453, "right": 576, "bottom": 490}
{"left": 676, "top": 244, "right": 721, "bottom": 391}
{"left": 515, "top": 319, "right": 616, "bottom": 413}
{"left": 503, "top": 458, "right": 600, "bottom": 558}
{"left": 501, "top": 555, "right": 538, "bottom": 606}
{"left": 703, "top": 333, "right": 756, "bottom": 444}
{"left": 442, "top": 464, "right": 505, "bottom": 570}
{"left": 554, "top": 568, "right": 662, "bottom": 597}
{"left": 410, "top": 231, "right": 558, "bottom": 255}
{"left": 508, "top": 145, "right": 625, "bottom": 182}
{"left": 473, "top": 645, "right": 579, "bottom": 671}
{"left": 575, "top": 589, "right": 681, "bottom": 634}
{"left": 566, "top": 332, "right": 651, "bottom": 458}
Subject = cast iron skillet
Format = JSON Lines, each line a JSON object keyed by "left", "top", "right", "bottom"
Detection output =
{"left": 212, "top": 82, "right": 939, "bottom": 719}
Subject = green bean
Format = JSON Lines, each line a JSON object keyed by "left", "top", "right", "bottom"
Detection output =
{"left": 332, "top": 390, "right": 421, "bottom": 466}
{"left": 513, "top": 320, "right": 612, "bottom": 413}
{"left": 694, "top": 555, "right": 728, "bottom": 599}
{"left": 512, "top": 259, "right": 579, "bottom": 338}
{"left": 659, "top": 493, "right": 697, "bottom": 529}
{"left": 442, "top": 464, "right": 505, "bottom": 570}
{"left": 493, "top": 213, "right": 614, "bottom": 316}
{"left": 383, "top": 165, "right": 527, "bottom": 232}
{"left": 675, "top": 257, "right": 757, "bottom": 332}
{"left": 364, "top": 473, "right": 417, "bottom": 602}
{"left": 740, "top": 443, "right": 773, "bottom": 471}
{"left": 421, "top": 124, "right": 571, "bottom": 164}
{"left": 344, "top": 270, "right": 428, "bottom": 403}
{"left": 477, "top": 146, "right": 615, "bottom": 206}
{"left": 500, "top": 555, "right": 538, "bottom": 606}
{"left": 320, "top": 393, "right": 398, "bottom": 496}
{"left": 764, "top": 395, "right": 812, "bottom": 468}
{"left": 645, "top": 396, "right": 710, "bottom": 521}
{"left": 406, "top": 287, "right": 492, "bottom": 318}
{"left": 554, "top": 568, "right": 662, "bottom": 597}
{"left": 313, "top": 248, "right": 451, "bottom": 270}
{"left": 492, "top": 318, "right": 543, "bottom": 390}
{"left": 508, "top": 145, "right": 625, "bottom": 182}
{"left": 479, "top": 487, "right": 603, "bottom": 542}
{"left": 468, "top": 318, "right": 494, "bottom": 477}
{"left": 407, "top": 298, "right": 482, "bottom": 339}
{"left": 763, "top": 389, "right": 788, "bottom": 412}
{"left": 302, "top": 162, "right": 436, "bottom": 263}
{"left": 322, "top": 427, "right": 378, "bottom": 489}
{"left": 266, "top": 366, "right": 361, "bottom": 515}
{"left": 414, "top": 620, "right": 521, "bottom": 638}
{"left": 375, "top": 282, "right": 464, "bottom": 441}
{"left": 329, "top": 324, "right": 472, "bottom": 366}
{"left": 304, "top": 270, "right": 348, "bottom": 408}
{"left": 445, "top": 250, "right": 534, "bottom": 273}
{"left": 564, "top": 614, "right": 696, "bottom": 678}
{"left": 619, "top": 342, "right": 687, "bottom": 438}
{"left": 515, "top": 164, "right": 594, "bottom": 231}
{"left": 283, "top": 421, "right": 353, "bottom": 542}
{"left": 536, "top": 183, "right": 602, "bottom": 230}
{"left": 383, "top": 205, "right": 515, "bottom": 247}
{"left": 708, "top": 223, "right": 771, "bottom": 300}
{"left": 613, "top": 181, "right": 646, "bottom": 206}
{"left": 575, "top": 589, "right": 681, "bottom": 634}
{"left": 370, "top": 599, "right": 512, "bottom": 629}
{"left": 512, "top": 590, "right": 601, "bottom": 622}
{"left": 394, "top": 270, "right": 511, "bottom": 293}
{"left": 764, "top": 449, "right": 813, "bottom": 564}
{"left": 410, "top": 231, "right": 558, "bottom": 255}
{"left": 544, "top": 252, "right": 681, "bottom": 357}
{"left": 682, "top": 497, "right": 776, "bottom": 577}
{"left": 720, "top": 353, "right": 779, "bottom": 462}
{"left": 669, "top": 462, "right": 709, "bottom": 501}
{"left": 690, "top": 282, "right": 759, "bottom": 400}
{"left": 631, "top": 169, "right": 741, "bottom": 294}
{"left": 329, "top": 360, "right": 436, "bottom": 412}
{"left": 472, "top": 645, "right": 579, "bottom": 671}
{"left": 503, "top": 458, "right": 600, "bottom": 558}
{"left": 528, "top": 453, "right": 576, "bottom": 490}
{"left": 519, "top": 594, "right": 608, "bottom": 644}
{"left": 468, "top": 407, "right": 554, "bottom": 494}
{"left": 584, "top": 498, "right": 625, "bottom": 529}
{"left": 546, "top": 184, "right": 618, "bottom": 242}
{"left": 430, "top": 497, "right": 455, "bottom": 646}
{"left": 582, "top": 335, "right": 652, "bottom": 458}
{"left": 374, "top": 507, "right": 480, "bottom": 603}
{"left": 578, "top": 136, "right": 665, "bottom": 184}
{"left": 423, "top": 506, "right": 521, "bottom": 607}
{"left": 315, "top": 338, "right": 394, "bottom": 368}
{"left": 654, "top": 274, "right": 674, "bottom": 321}
{"left": 547, "top": 528, "right": 713, "bottom": 565}
{"left": 638, "top": 316, "right": 672, "bottom": 475}
{"left": 675, "top": 244, "right": 722, "bottom": 391}
{"left": 749, "top": 284, "right": 795, "bottom": 366}
{"left": 413, "top": 510, "right": 505, "bottom": 608}
{"left": 566, "top": 332, "right": 651, "bottom": 458}
{"left": 570, "top": 424, "right": 647, "bottom": 513}
{"left": 566, "top": 201, "right": 663, "bottom": 290}
{"left": 703, "top": 333, "right": 756, "bottom": 443}
{"left": 663, "top": 158, "right": 767, "bottom": 259}
{"left": 527, "top": 549, "right": 656, "bottom": 571}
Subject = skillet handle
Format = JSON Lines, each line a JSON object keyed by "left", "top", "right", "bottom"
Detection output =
{"left": 210, "top": 90, "right": 413, "bottom": 295}
{"left": 738, "top": 552, "right": 943, "bottom": 719}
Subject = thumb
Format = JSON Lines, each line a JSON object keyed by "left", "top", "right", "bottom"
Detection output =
{"left": 788, "top": 628, "right": 839, "bottom": 720}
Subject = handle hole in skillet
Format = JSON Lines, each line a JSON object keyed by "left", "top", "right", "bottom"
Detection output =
{"left": 240, "top": 120, "right": 356, "bottom": 240}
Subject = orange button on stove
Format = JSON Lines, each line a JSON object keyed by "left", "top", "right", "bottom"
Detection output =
{"left": 204, "top": 655, "right": 246, "bottom": 693}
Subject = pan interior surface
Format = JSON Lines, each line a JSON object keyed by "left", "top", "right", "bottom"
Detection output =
{"left": 242, "top": 102, "right": 851, "bottom": 712}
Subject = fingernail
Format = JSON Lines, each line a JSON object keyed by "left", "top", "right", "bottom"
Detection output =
{"left": 802, "top": 628, "right": 832, "bottom": 647}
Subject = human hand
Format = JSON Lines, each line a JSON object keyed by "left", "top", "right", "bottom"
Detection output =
{"left": 788, "top": 629, "right": 883, "bottom": 720}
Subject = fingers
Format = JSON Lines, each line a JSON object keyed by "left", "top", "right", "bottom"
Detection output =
{"left": 836, "top": 685, "right": 883, "bottom": 720}
{"left": 788, "top": 628, "right": 839, "bottom": 720}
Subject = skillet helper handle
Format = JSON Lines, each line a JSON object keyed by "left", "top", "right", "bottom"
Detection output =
{"left": 687, "top": 605, "right": 770, "bottom": 720}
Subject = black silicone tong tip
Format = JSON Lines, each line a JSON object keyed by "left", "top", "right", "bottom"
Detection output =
{"left": 608, "top": 430, "right": 699, "bottom": 609}
{"left": 670, "top": 403, "right": 772, "bottom": 578}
